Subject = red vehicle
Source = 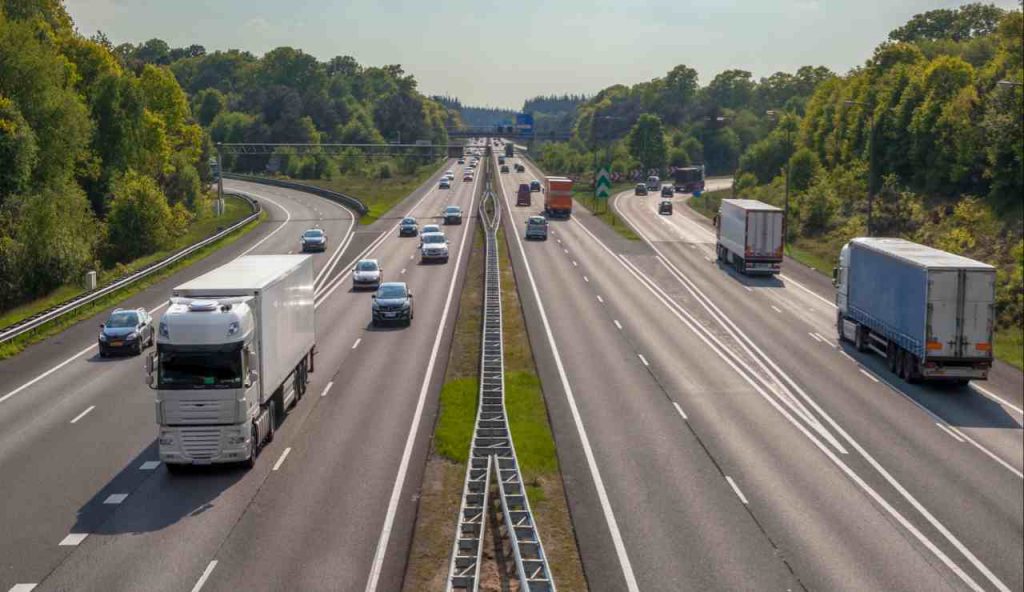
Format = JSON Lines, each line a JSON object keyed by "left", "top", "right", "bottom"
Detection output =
{"left": 543, "top": 176, "right": 574, "bottom": 218}
{"left": 516, "top": 183, "right": 531, "bottom": 207}
{"left": 672, "top": 165, "right": 705, "bottom": 194}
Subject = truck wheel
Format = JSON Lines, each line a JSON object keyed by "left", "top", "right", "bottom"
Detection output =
{"left": 836, "top": 313, "right": 846, "bottom": 342}
{"left": 886, "top": 344, "right": 899, "bottom": 373}
{"left": 266, "top": 403, "right": 277, "bottom": 442}
{"left": 242, "top": 424, "right": 258, "bottom": 469}
{"left": 854, "top": 326, "right": 868, "bottom": 352}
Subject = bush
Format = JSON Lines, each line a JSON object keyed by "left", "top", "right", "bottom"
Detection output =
{"left": 788, "top": 148, "right": 820, "bottom": 191}
{"left": 105, "top": 170, "right": 178, "bottom": 263}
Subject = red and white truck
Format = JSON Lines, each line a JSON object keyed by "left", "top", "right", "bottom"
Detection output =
{"left": 543, "top": 176, "right": 574, "bottom": 218}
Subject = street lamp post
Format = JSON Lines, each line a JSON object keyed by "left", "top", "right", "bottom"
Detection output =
{"left": 766, "top": 110, "right": 794, "bottom": 251}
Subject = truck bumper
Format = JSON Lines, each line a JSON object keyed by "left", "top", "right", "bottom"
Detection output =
{"left": 921, "top": 365, "right": 989, "bottom": 380}
{"left": 159, "top": 424, "right": 251, "bottom": 465}
{"left": 744, "top": 260, "right": 781, "bottom": 274}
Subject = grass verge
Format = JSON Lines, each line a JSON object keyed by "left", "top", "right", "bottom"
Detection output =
{"left": 403, "top": 222, "right": 587, "bottom": 591}
{"left": 574, "top": 183, "right": 639, "bottom": 241}
{"left": 299, "top": 163, "right": 442, "bottom": 225}
{"left": 994, "top": 329, "right": 1023, "bottom": 370}
{"left": 0, "top": 203, "right": 264, "bottom": 360}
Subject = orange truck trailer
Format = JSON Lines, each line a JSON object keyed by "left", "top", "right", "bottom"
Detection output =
{"left": 543, "top": 176, "right": 574, "bottom": 218}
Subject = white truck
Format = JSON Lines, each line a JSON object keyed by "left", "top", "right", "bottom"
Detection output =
{"left": 715, "top": 199, "right": 784, "bottom": 275}
{"left": 834, "top": 237, "right": 995, "bottom": 384}
{"left": 145, "top": 255, "right": 316, "bottom": 470}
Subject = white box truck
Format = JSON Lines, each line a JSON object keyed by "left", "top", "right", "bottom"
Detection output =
{"left": 145, "top": 255, "right": 316, "bottom": 470}
{"left": 834, "top": 237, "right": 995, "bottom": 384}
{"left": 715, "top": 199, "right": 784, "bottom": 274}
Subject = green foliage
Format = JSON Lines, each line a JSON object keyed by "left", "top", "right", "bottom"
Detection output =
{"left": 105, "top": 170, "right": 185, "bottom": 263}
{"left": 889, "top": 3, "right": 1005, "bottom": 43}
{"left": 0, "top": 96, "right": 38, "bottom": 198}
{"left": 192, "top": 88, "right": 226, "bottom": 126}
{"left": 627, "top": 114, "right": 667, "bottom": 168}
{"left": 788, "top": 148, "right": 820, "bottom": 192}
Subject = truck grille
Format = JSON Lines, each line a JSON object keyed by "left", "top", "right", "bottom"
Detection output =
{"left": 167, "top": 399, "right": 233, "bottom": 424}
{"left": 180, "top": 427, "right": 222, "bottom": 459}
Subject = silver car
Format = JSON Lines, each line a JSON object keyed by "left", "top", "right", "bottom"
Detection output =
{"left": 524, "top": 216, "right": 548, "bottom": 241}
{"left": 352, "top": 259, "right": 383, "bottom": 290}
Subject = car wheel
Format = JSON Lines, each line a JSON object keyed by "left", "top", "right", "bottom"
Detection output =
{"left": 99, "top": 349, "right": 108, "bottom": 358}
{"left": 134, "top": 342, "right": 143, "bottom": 356}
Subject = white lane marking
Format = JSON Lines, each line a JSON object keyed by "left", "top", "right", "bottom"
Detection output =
{"left": 288, "top": 250, "right": 294, "bottom": 254}
{"left": 596, "top": 295, "right": 604, "bottom": 303}
{"left": 592, "top": 205, "right": 1005, "bottom": 591}
{"left": 409, "top": 255, "right": 414, "bottom": 260}
{"left": 365, "top": 166, "right": 480, "bottom": 592}
{"left": 859, "top": 369, "right": 880, "bottom": 383}
{"left": 972, "top": 383, "right": 1024, "bottom": 416}
{"left": 673, "top": 401, "right": 688, "bottom": 420}
{"left": 743, "top": 286, "right": 753, "bottom": 292}
{"left": 839, "top": 351, "right": 856, "bottom": 363}
{"left": 704, "top": 256, "right": 712, "bottom": 262}
{"left": 272, "top": 447, "right": 291, "bottom": 471}
{"left": 689, "top": 244, "right": 697, "bottom": 249}
{"left": 139, "top": 461, "right": 161, "bottom": 471}
{"left": 808, "top": 332, "right": 822, "bottom": 343}
{"left": 572, "top": 260, "right": 578, "bottom": 267}
{"left": 9, "top": 585, "right": 37, "bottom": 592}
{"left": 771, "top": 305, "right": 783, "bottom": 314}
{"left": 613, "top": 320, "right": 623, "bottom": 330}
{"left": 237, "top": 193, "right": 292, "bottom": 257}
{"left": 103, "top": 493, "right": 128, "bottom": 504}
{"left": 59, "top": 533, "right": 88, "bottom": 546}
{"left": 190, "top": 560, "right": 218, "bottom": 592}
{"left": 637, "top": 354, "right": 650, "bottom": 367}
{"left": 401, "top": 268, "right": 406, "bottom": 275}
{"left": 352, "top": 338, "right": 362, "bottom": 349}
{"left": 493, "top": 158, "right": 640, "bottom": 592}
{"left": 583, "top": 275, "right": 590, "bottom": 283}
{"left": 936, "top": 423, "right": 965, "bottom": 443}
{"left": 725, "top": 476, "right": 749, "bottom": 505}
{"left": 778, "top": 274, "right": 837, "bottom": 309}
{"left": 557, "top": 239, "right": 562, "bottom": 244}
{"left": 69, "top": 405, "right": 95, "bottom": 424}
{"left": 320, "top": 381, "right": 334, "bottom": 397}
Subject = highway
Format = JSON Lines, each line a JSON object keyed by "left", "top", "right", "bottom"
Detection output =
{"left": 495, "top": 152, "right": 1023, "bottom": 591}
{"left": 0, "top": 162, "right": 477, "bottom": 592}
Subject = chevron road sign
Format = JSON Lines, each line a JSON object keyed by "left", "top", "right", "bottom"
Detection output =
{"left": 595, "top": 167, "right": 612, "bottom": 199}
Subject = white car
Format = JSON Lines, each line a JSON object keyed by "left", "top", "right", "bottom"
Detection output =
{"left": 421, "top": 224, "right": 442, "bottom": 239}
{"left": 352, "top": 259, "right": 382, "bottom": 290}
{"left": 420, "top": 232, "right": 450, "bottom": 263}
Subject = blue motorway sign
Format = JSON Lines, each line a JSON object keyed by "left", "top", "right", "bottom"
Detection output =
{"left": 515, "top": 113, "right": 534, "bottom": 138}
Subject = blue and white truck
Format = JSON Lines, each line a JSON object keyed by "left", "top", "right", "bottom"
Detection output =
{"left": 834, "top": 237, "right": 995, "bottom": 384}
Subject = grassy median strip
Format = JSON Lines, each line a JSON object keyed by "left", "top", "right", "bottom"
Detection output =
{"left": 299, "top": 163, "right": 441, "bottom": 226}
{"left": 404, "top": 222, "right": 587, "bottom": 590}
{"left": 0, "top": 199, "right": 263, "bottom": 360}
{"left": 574, "top": 183, "right": 639, "bottom": 241}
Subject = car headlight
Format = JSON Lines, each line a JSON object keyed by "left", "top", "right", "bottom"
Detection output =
{"left": 372, "top": 301, "right": 381, "bottom": 310}
{"left": 99, "top": 333, "right": 108, "bottom": 342}
{"left": 126, "top": 332, "right": 138, "bottom": 340}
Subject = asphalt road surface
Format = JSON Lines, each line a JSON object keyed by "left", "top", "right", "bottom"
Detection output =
{"left": 0, "top": 162, "right": 476, "bottom": 592}
{"left": 496, "top": 152, "right": 1022, "bottom": 592}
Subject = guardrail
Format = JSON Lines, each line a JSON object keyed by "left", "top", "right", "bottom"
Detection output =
{"left": 0, "top": 193, "right": 261, "bottom": 346}
{"left": 222, "top": 173, "right": 368, "bottom": 216}
{"left": 446, "top": 160, "right": 555, "bottom": 592}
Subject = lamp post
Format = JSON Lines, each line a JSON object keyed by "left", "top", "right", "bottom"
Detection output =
{"left": 843, "top": 100, "right": 879, "bottom": 236}
{"left": 766, "top": 110, "right": 794, "bottom": 250}
{"left": 703, "top": 115, "right": 732, "bottom": 195}
{"left": 996, "top": 80, "right": 1023, "bottom": 88}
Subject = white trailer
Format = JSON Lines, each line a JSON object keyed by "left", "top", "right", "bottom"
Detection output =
{"left": 715, "top": 199, "right": 784, "bottom": 275}
{"left": 146, "top": 255, "right": 316, "bottom": 469}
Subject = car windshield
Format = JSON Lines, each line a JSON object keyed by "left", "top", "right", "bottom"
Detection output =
{"left": 303, "top": 230, "right": 323, "bottom": 238}
{"left": 423, "top": 234, "right": 446, "bottom": 244}
{"left": 445, "top": 207, "right": 460, "bottom": 214}
{"left": 402, "top": 218, "right": 416, "bottom": 224}
{"left": 377, "top": 285, "right": 406, "bottom": 299}
{"left": 357, "top": 261, "right": 378, "bottom": 271}
{"left": 528, "top": 217, "right": 546, "bottom": 225}
{"left": 423, "top": 225, "right": 440, "bottom": 233}
{"left": 158, "top": 350, "right": 242, "bottom": 388}
{"left": 106, "top": 311, "right": 138, "bottom": 328}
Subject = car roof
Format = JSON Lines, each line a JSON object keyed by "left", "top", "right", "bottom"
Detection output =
{"left": 379, "top": 281, "right": 406, "bottom": 290}
{"left": 357, "top": 258, "right": 379, "bottom": 265}
{"left": 445, "top": 205, "right": 461, "bottom": 210}
{"left": 402, "top": 217, "right": 417, "bottom": 223}
{"left": 304, "top": 228, "right": 323, "bottom": 233}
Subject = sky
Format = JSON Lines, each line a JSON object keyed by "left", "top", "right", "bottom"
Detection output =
{"left": 66, "top": 0, "right": 1019, "bottom": 110}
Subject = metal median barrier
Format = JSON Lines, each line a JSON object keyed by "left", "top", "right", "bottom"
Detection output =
{"left": 0, "top": 193, "right": 261, "bottom": 346}
{"left": 222, "top": 173, "right": 368, "bottom": 216}
{"left": 446, "top": 159, "right": 555, "bottom": 592}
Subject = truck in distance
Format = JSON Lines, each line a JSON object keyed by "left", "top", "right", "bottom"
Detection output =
{"left": 834, "top": 237, "right": 995, "bottom": 384}
{"left": 543, "top": 176, "right": 574, "bottom": 219}
{"left": 145, "top": 255, "right": 316, "bottom": 470}
{"left": 715, "top": 199, "right": 784, "bottom": 275}
{"left": 672, "top": 165, "right": 705, "bottom": 194}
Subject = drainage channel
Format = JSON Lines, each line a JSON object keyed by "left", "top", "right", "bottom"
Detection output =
{"left": 446, "top": 159, "right": 555, "bottom": 592}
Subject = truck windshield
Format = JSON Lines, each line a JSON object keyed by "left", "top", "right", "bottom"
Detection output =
{"left": 158, "top": 350, "right": 242, "bottom": 388}
{"left": 674, "top": 168, "right": 703, "bottom": 182}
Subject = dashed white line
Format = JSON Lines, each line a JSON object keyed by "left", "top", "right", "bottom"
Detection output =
{"left": 771, "top": 305, "right": 783, "bottom": 314}
{"left": 704, "top": 256, "right": 712, "bottom": 262}
{"left": 583, "top": 275, "right": 590, "bottom": 283}
{"left": 139, "top": 461, "right": 161, "bottom": 471}
{"left": 272, "top": 447, "right": 291, "bottom": 471}
{"left": 859, "top": 369, "right": 880, "bottom": 383}
{"left": 839, "top": 351, "right": 856, "bottom": 363}
{"left": 352, "top": 338, "right": 362, "bottom": 349}
{"left": 9, "top": 584, "right": 37, "bottom": 592}
{"left": 743, "top": 286, "right": 753, "bottom": 292}
{"left": 563, "top": 248, "right": 569, "bottom": 254}
{"left": 725, "top": 476, "right": 749, "bottom": 505}
{"left": 808, "top": 332, "right": 822, "bottom": 343}
{"left": 596, "top": 295, "right": 604, "bottom": 303}
{"left": 637, "top": 354, "right": 650, "bottom": 367}
{"left": 69, "top": 405, "right": 95, "bottom": 424}
{"left": 936, "top": 423, "right": 965, "bottom": 443}
{"left": 321, "top": 381, "right": 334, "bottom": 397}
{"left": 59, "top": 533, "right": 88, "bottom": 546}
{"left": 672, "top": 401, "right": 688, "bottom": 420}
{"left": 572, "top": 260, "right": 578, "bottom": 267}
{"left": 103, "top": 493, "right": 128, "bottom": 505}
{"left": 400, "top": 268, "right": 406, "bottom": 275}
{"left": 613, "top": 320, "right": 623, "bottom": 330}
{"left": 190, "top": 560, "right": 218, "bottom": 592}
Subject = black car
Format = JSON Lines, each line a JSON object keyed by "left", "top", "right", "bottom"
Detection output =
{"left": 443, "top": 205, "right": 463, "bottom": 225}
{"left": 635, "top": 183, "right": 648, "bottom": 196}
{"left": 371, "top": 282, "right": 414, "bottom": 326}
{"left": 300, "top": 228, "right": 327, "bottom": 252}
{"left": 529, "top": 179, "right": 541, "bottom": 192}
{"left": 99, "top": 308, "right": 154, "bottom": 356}
{"left": 399, "top": 216, "right": 418, "bottom": 236}
{"left": 500, "top": 165, "right": 509, "bottom": 173}
{"left": 659, "top": 200, "right": 673, "bottom": 215}
{"left": 514, "top": 163, "right": 525, "bottom": 172}
{"left": 661, "top": 184, "right": 674, "bottom": 197}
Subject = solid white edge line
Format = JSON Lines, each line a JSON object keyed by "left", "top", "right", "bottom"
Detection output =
{"left": 320, "top": 381, "right": 334, "bottom": 398}
{"left": 771, "top": 305, "right": 783, "bottom": 313}
{"left": 8, "top": 584, "right": 37, "bottom": 592}
{"left": 190, "top": 560, "right": 218, "bottom": 592}
{"left": 352, "top": 338, "right": 362, "bottom": 350}
{"left": 103, "top": 493, "right": 128, "bottom": 504}
{"left": 492, "top": 157, "right": 640, "bottom": 592}
{"left": 936, "top": 423, "right": 965, "bottom": 443}
{"left": 139, "top": 461, "right": 161, "bottom": 470}
{"left": 364, "top": 163, "right": 478, "bottom": 592}
{"left": 613, "top": 320, "right": 623, "bottom": 330}
{"left": 725, "top": 476, "right": 749, "bottom": 505}
{"left": 271, "top": 447, "right": 291, "bottom": 471}
{"left": 672, "top": 401, "right": 688, "bottom": 421}
{"left": 808, "top": 332, "right": 822, "bottom": 343}
{"left": 583, "top": 275, "right": 590, "bottom": 282}
{"left": 971, "top": 383, "right": 1024, "bottom": 416}
{"left": 59, "top": 533, "right": 87, "bottom": 546}
{"left": 237, "top": 192, "right": 291, "bottom": 257}
{"left": 859, "top": 369, "right": 880, "bottom": 383}
{"left": 596, "top": 295, "right": 604, "bottom": 303}
{"left": 69, "top": 405, "right": 95, "bottom": 424}
{"left": 637, "top": 354, "right": 650, "bottom": 367}
{"left": 839, "top": 351, "right": 856, "bottom": 362}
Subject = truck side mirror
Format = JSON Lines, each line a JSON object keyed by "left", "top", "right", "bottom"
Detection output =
{"left": 246, "top": 348, "right": 258, "bottom": 372}
{"left": 831, "top": 267, "right": 839, "bottom": 288}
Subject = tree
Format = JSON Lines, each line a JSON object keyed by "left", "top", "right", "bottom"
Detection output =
{"left": 0, "top": 96, "right": 38, "bottom": 199}
{"left": 105, "top": 170, "right": 180, "bottom": 262}
{"left": 627, "top": 114, "right": 667, "bottom": 169}
{"left": 889, "top": 4, "right": 1005, "bottom": 43}
{"left": 193, "top": 88, "right": 226, "bottom": 126}
{"left": 706, "top": 70, "right": 755, "bottom": 110}
{"left": 788, "top": 148, "right": 821, "bottom": 191}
